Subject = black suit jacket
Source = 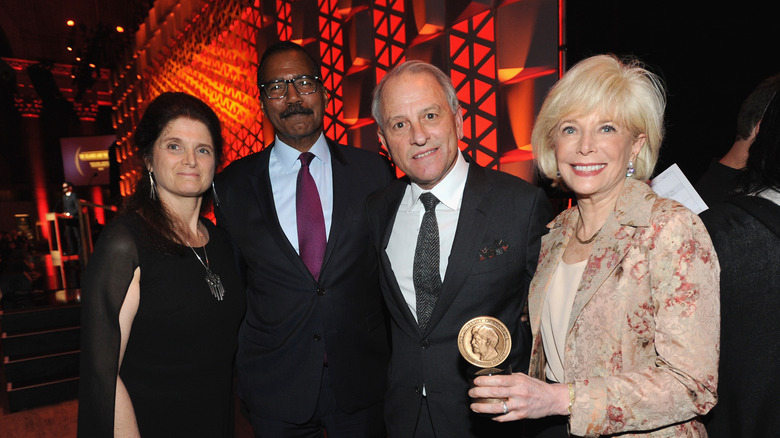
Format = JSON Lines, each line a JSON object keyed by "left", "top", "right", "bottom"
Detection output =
{"left": 214, "top": 140, "right": 393, "bottom": 423}
{"left": 700, "top": 196, "right": 780, "bottom": 437}
{"left": 367, "top": 160, "right": 553, "bottom": 437}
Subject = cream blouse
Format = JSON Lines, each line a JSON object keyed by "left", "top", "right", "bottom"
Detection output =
{"left": 540, "top": 259, "right": 585, "bottom": 383}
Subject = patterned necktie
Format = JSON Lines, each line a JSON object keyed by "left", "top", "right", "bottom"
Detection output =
{"left": 414, "top": 192, "right": 442, "bottom": 330}
{"left": 296, "top": 152, "right": 326, "bottom": 280}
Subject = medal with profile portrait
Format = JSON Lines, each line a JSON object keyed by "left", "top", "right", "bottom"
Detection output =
{"left": 458, "top": 316, "right": 511, "bottom": 369}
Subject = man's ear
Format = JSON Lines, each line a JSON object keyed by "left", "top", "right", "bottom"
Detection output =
{"left": 455, "top": 106, "right": 464, "bottom": 140}
{"left": 377, "top": 128, "right": 392, "bottom": 161}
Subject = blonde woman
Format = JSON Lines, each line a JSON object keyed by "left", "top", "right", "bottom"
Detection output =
{"left": 470, "top": 54, "right": 719, "bottom": 437}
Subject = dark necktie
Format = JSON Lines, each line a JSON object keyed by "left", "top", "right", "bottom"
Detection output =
{"left": 414, "top": 192, "right": 442, "bottom": 330}
{"left": 296, "top": 152, "right": 326, "bottom": 280}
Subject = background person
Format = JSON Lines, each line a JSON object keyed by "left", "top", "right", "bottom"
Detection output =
{"left": 695, "top": 72, "right": 780, "bottom": 206}
{"left": 700, "top": 91, "right": 780, "bottom": 437}
{"left": 0, "top": 230, "right": 39, "bottom": 296}
{"left": 470, "top": 54, "right": 720, "bottom": 437}
{"left": 60, "top": 180, "right": 81, "bottom": 255}
{"left": 77, "top": 92, "right": 246, "bottom": 437}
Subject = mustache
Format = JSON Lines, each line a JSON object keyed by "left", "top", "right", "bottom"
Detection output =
{"left": 280, "top": 103, "right": 314, "bottom": 119}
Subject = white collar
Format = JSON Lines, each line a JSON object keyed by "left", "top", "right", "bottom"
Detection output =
{"left": 409, "top": 151, "right": 469, "bottom": 211}
{"left": 756, "top": 188, "right": 780, "bottom": 206}
{"left": 272, "top": 133, "right": 331, "bottom": 170}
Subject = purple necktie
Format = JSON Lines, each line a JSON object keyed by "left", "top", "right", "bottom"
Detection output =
{"left": 296, "top": 152, "right": 327, "bottom": 280}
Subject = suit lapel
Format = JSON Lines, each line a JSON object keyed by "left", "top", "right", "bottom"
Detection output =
{"left": 321, "top": 141, "right": 346, "bottom": 274}
{"left": 378, "top": 182, "right": 406, "bottom": 251}
{"left": 567, "top": 179, "right": 655, "bottom": 334}
{"left": 567, "top": 215, "right": 637, "bottom": 332}
{"left": 248, "top": 143, "right": 314, "bottom": 280}
{"left": 377, "top": 180, "right": 421, "bottom": 333}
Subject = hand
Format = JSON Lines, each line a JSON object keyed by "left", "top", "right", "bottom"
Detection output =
{"left": 468, "top": 373, "right": 569, "bottom": 422}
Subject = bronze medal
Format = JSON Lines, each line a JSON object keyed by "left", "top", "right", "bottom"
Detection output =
{"left": 458, "top": 316, "right": 511, "bottom": 368}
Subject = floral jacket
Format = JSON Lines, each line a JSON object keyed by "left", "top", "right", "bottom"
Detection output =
{"left": 528, "top": 178, "right": 720, "bottom": 437}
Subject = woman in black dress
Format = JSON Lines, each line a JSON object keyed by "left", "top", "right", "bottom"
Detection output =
{"left": 78, "top": 92, "right": 246, "bottom": 437}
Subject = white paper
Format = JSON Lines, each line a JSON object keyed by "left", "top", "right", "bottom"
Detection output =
{"left": 649, "top": 163, "right": 709, "bottom": 214}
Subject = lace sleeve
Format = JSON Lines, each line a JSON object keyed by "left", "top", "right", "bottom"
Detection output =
{"left": 77, "top": 218, "right": 140, "bottom": 437}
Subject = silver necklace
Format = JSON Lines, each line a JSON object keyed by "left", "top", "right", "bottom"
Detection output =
{"left": 186, "top": 230, "right": 225, "bottom": 301}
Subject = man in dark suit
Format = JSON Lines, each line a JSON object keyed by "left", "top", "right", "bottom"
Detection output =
{"left": 60, "top": 181, "right": 81, "bottom": 255}
{"left": 214, "top": 41, "right": 392, "bottom": 437}
{"left": 367, "top": 60, "right": 553, "bottom": 437}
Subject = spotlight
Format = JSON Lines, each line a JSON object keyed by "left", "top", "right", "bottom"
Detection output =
{"left": 66, "top": 20, "right": 75, "bottom": 27}
{"left": 116, "top": 26, "right": 125, "bottom": 33}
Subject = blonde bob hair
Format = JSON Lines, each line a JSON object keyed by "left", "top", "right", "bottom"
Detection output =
{"left": 532, "top": 54, "right": 666, "bottom": 183}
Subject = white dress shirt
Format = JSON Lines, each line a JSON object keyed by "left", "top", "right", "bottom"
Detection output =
{"left": 268, "top": 133, "right": 333, "bottom": 253}
{"left": 386, "top": 152, "right": 469, "bottom": 322}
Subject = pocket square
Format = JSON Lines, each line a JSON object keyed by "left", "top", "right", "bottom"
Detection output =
{"left": 479, "top": 239, "right": 510, "bottom": 261}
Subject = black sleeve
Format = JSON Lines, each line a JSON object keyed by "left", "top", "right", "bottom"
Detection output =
{"left": 77, "top": 219, "right": 139, "bottom": 437}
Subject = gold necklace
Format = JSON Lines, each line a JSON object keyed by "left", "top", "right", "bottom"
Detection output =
{"left": 185, "top": 228, "right": 225, "bottom": 301}
{"left": 574, "top": 215, "right": 602, "bottom": 245}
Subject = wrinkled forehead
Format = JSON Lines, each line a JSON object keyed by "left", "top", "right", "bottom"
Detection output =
{"left": 382, "top": 72, "right": 450, "bottom": 111}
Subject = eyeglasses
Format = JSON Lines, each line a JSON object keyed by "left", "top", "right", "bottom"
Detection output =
{"left": 260, "top": 76, "right": 320, "bottom": 99}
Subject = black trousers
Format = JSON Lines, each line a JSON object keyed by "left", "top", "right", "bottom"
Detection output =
{"left": 247, "top": 366, "right": 384, "bottom": 438}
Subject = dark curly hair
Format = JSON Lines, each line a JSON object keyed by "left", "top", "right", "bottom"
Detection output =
{"left": 121, "top": 91, "right": 223, "bottom": 251}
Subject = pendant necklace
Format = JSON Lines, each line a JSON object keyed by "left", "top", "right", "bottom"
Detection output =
{"left": 186, "top": 229, "right": 225, "bottom": 301}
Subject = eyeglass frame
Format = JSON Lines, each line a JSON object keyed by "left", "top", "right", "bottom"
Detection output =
{"left": 259, "top": 75, "right": 322, "bottom": 100}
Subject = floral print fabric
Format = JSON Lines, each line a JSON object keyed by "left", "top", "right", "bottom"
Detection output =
{"left": 528, "top": 178, "right": 720, "bottom": 437}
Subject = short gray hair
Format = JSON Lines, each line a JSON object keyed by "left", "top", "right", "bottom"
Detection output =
{"left": 371, "top": 60, "right": 460, "bottom": 130}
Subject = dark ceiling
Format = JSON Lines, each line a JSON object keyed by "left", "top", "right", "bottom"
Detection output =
{"left": 0, "top": 0, "right": 151, "bottom": 65}
{"left": 0, "top": 1, "right": 153, "bottom": 191}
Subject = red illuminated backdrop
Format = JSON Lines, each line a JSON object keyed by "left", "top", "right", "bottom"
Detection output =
{"left": 450, "top": 9, "right": 498, "bottom": 168}
{"left": 113, "top": 0, "right": 562, "bottom": 193}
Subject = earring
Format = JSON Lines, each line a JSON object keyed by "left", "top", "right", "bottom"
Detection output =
{"left": 211, "top": 181, "right": 220, "bottom": 205}
{"left": 556, "top": 170, "right": 561, "bottom": 178}
{"left": 149, "top": 170, "right": 157, "bottom": 200}
{"left": 626, "top": 161, "right": 636, "bottom": 178}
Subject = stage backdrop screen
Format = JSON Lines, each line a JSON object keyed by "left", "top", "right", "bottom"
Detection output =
{"left": 60, "top": 135, "right": 116, "bottom": 186}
